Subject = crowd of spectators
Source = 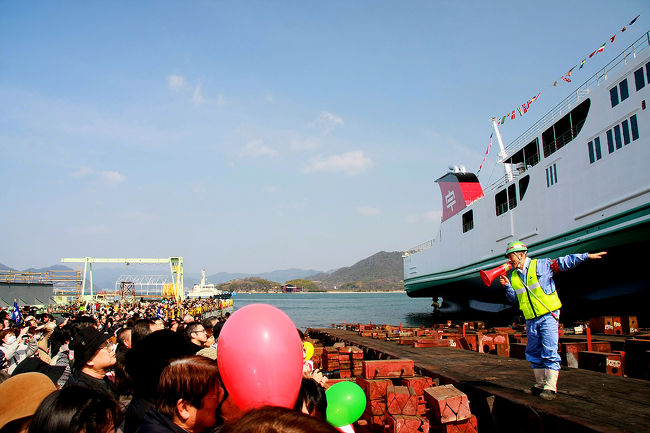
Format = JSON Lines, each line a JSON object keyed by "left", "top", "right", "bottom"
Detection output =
{"left": 0, "top": 300, "right": 332, "bottom": 433}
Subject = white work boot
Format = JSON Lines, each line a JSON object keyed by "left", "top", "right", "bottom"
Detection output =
{"left": 524, "top": 369, "right": 545, "bottom": 396}
{"left": 540, "top": 369, "right": 559, "bottom": 400}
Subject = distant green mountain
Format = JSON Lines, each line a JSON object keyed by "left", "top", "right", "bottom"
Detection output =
{"left": 218, "top": 277, "right": 281, "bottom": 293}
{"left": 309, "top": 251, "right": 404, "bottom": 291}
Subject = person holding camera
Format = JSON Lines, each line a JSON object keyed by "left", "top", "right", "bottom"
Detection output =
{"left": 0, "top": 326, "right": 38, "bottom": 374}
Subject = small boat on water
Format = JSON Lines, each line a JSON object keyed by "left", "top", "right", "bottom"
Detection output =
{"left": 403, "top": 31, "right": 650, "bottom": 323}
{"left": 187, "top": 269, "right": 233, "bottom": 299}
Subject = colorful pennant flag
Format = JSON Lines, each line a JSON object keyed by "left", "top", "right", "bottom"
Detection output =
{"left": 629, "top": 15, "right": 640, "bottom": 25}
{"left": 501, "top": 115, "right": 506, "bottom": 124}
{"left": 477, "top": 133, "right": 493, "bottom": 175}
{"left": 597, "top": 43, "right": 606, "bottom": 53}
{"left": 562, "top": 76, "right": 572, "bottom": 83}
{"left": 611, "top": 34, "right": 616, "bottom": 43}
{"left": 566, "top": 66, "right": 576, "bottom": 76}
{"left": 579, "top": 59, "right": 586, "bottom": 69}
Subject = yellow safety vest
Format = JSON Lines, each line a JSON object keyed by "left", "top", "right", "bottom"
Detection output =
{"left": 510, "top": 259, "right": 562, "bottom": 320}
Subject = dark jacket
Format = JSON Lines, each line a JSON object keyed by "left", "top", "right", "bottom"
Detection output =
{"left": 137, "top": 407, "right": 188, "bottom": 433}
{"left": 64, "top": 370, "right": 117, "bottom": 400}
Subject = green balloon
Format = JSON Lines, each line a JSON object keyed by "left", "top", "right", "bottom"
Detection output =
{"left": 325, "top": 381, "right": 367, "bottom": 427}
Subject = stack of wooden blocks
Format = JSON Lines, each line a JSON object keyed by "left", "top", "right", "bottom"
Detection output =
{"left": 352, "top": 359, "right": 477, "bottom": 433}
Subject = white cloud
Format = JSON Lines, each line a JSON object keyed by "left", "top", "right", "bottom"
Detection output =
{"left": 71, "top": 167, "right": 125, "bottom": 185}
{"left": 167, "top": 74, "right": 186, "bottom": 91}
{"left": 100, "top": 170, "right": 126, "bottom": 185}
{"left": 303, "top": 150, "right": 372, "bottom": 175}
{"left": 424, "top": 210, "right": 442, "bottom": 221}
{"left": 358, "top": 206, "right": 380, "bottom": 216}
{"left": 192, "top": 84, "right": 205, "bottom": 106}
{"left": 310, "top": 111, "right": 344, "bottom": 134}
{"left": 240, "top": 139, "right": 278, "bottom": 157}
{"left": 72, "top": 166, "right": 94, "bottom": 178}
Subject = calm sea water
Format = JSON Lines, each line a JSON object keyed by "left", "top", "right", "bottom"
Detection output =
{"left": 232, "top": 292, "right": 436, "bottom": 331}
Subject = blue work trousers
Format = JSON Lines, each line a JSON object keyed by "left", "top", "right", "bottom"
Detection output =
{"left": 525, "top": 311, "right": 561, "bottom": 370}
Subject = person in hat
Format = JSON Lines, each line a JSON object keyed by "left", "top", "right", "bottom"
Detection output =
{"left": 64, "top": 326, "right": 117, "bottom": 400}
{"left": 499, "top": 241, "right": 606, "bottom": 400}
{"left": 0, "top": 372, "right": 56, "bottom": 433}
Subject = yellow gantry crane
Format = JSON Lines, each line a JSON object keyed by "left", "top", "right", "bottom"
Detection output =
{"left": 60, "top": 257, "right": 184, "bottom": 302}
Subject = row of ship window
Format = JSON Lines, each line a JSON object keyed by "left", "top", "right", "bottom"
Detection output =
{"left": 588, "top": 113, "right": 640, "bottom": 163}
{"left": 610, "top": 61, "right": 650, "bottom": 107}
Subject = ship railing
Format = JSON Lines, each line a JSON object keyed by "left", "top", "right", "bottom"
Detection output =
{"left": 404, "top": 239, "right": 434, "bottom": 256}
{"left": 503, "top": 30, "right": 650, "bottom": 156}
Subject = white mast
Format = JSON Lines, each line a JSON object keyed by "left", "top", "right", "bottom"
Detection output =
{"left": 491, "top": 117, "right": 513, "bottom": 181}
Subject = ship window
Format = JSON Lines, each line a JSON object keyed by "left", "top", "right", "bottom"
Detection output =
{"left": 622, "top": 119, "right": 631, "bottom": 145}
{"left": 619, "top": 79, "right": 629, "bottom": 102}
{"left": 503, "top": 138, "right": 540, "bottom": 170}
{"left": 614, "top": 124, "right": 622, "bottom": 149}
{"left": 610, "top": 87, "right": 619, "bottom": 107}
{"left": 495, "top": 190, "right": 508, "bottom": 216}
{"left": 588, "top": 141, "right": 595, "bottom": 163}
{"left": 545, "top": 164, "right": 558, "bottom": 187}
{"left": 462, "top": 210, "right": 474, "bottom": 233}
{"left": 508, "top": 184, "right": 517, "bottom": 210}
{"left": 647, "top": 62, "right": 650, "bottom": 84}
{"left": 594, "top": 137, "right": 602, "bottom": 159}
{"left": 606, "top": 129, "right": 614, "bottom": 153}
{"left": 542, "top": 99, "right": 590, "bottom": 158}
{"left": 631, "top": 114, "right": 639, "bottom": 140}
{"left": 519, "top": 175, "right": 530, "bottom": 200}
{"left": 635, "top": 67, "right": 646, "bottom": 91}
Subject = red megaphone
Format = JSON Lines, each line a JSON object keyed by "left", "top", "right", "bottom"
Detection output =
{"left": 480, "top": 263, "right": 513, "bottom": 286}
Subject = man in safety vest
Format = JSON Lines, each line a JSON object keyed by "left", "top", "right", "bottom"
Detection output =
{"left": 499, "top": 241, "right": 606, "bottom": 400}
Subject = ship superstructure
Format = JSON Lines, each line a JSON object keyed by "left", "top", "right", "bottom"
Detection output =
{"left": 403, "top": 32, "right": 650, "bottom": 322}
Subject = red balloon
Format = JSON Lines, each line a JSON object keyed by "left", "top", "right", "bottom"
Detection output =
{"left": 217, "top": 303, "right": 303, "bottom": 411}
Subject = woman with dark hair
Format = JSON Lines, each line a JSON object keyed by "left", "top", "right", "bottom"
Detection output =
{"left": 27, "top": 385, "right": 121, "bottom": 433}
{"left": 221, "top": 406, "right": 339, "bottom": 433}
{"left": 138, "top": 355, "right": 223, "bottom": 433}
{"left": 293, "top": 378, "right": 327, "bottom": 419}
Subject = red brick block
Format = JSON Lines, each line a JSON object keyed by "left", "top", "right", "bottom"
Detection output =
{"left": 423, "top": 385, "right": 471, "bottom": 424}
{"left": 363, "top": 359, "right": 415, "bottom": 379}
{"left": 387, "top": 415, "right": 430, "bottom": 433}
{"left": 367, "top": 399, "right": 387, "bottom": 416}
{"left": 400, "top": 376, "right": 436, "bottom": 395}
{"left": 432, "top": 415, "right": 478, "bottom": 433}
{"left": 356, "top": 376, "right": 392, "bottom": 400}
{"left": 387, "top": 385, "right": 418, "bottom": 416}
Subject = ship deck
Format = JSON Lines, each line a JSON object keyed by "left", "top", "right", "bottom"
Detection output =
{"left": 307, "top": 328, "right": 650, "bottom": 433}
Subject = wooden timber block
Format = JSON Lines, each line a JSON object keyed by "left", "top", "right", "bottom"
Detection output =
{"left": 578, "top": 351, "right": 624, "bottom": 376}
{"left": 590, "top": 316, "right": 618, "bottom": 334}
{"left": 356, "top": 376, "right": 392, "bottom": 400}
{"left": 366, "top": 399, "right": 387, "bottom": 416}
{"left": 430, "top": 415, "right": 478, "bottom": 433}
{"left": 624, "top": 338, "right": 650, "bottom": 379}
{"left": 333, "top": 342, "right": 345, "bottom": 348}
{"left": 387, "top": 415, "right": 430, "bottom": 433}
{"left": 415, "top": 339, "right": 452, "bottom": 348}
{"left": 621, "top": 316, "right": 639, "bottom": 334}
{"left": 423, "top": 385, "right": 471, "bottom": 424}
{"left": 362, "top": 410, "right": 386, "bottom": 427}
{"left": 340, "top": 370, "right": 352, "bottom": 378}
{"left": 322, "top": 378, "right": 354, "bottom": 389}
{"left": 592, "top": 342, "right": 612, "bottom": 353}
{"left": 362, "top": 359, "right": 415, "bottom": 379}
{"left": 400, "top": 376, "right": 436, "bottom": 395}
{"left": 387, "top": 385, "right": 418, "bottom": 415}
{"left": 561, "top": 342, "right": 588, "bottom": 368}
{"left": 509, "top": 342, "right": 526, "bottom": 360}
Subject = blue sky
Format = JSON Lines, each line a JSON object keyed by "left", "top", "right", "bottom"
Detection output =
{"left": 2, "top": 1, "right": 648, "bottom": 274}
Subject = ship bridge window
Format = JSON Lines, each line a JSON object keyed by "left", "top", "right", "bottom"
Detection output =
{"left": 508, "top": 184, "right": 517, "bottom": 210}
{"left": 635, "top": 67, "right": 645, "bottom": 91}
{"left": 519, "top": 175, "right": 530, "bottom": 200}
{"left": 462, "top": 210, "right": 473, "bottom": 233}
{"left": 504, "top": 138, "right": 540, "bottom": 171}
{"left": 606, "top": 114, "right": 640, "bottom": 155}
{"left": 542, "top": 99, "right": 590, "bottom": 158}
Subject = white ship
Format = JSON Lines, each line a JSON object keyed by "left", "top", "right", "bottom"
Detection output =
{"left": 403, "top": 31, "right": 650, "bottom": 322}
{"left": 187, "top": 269, "right": 231, "bottom": 299}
